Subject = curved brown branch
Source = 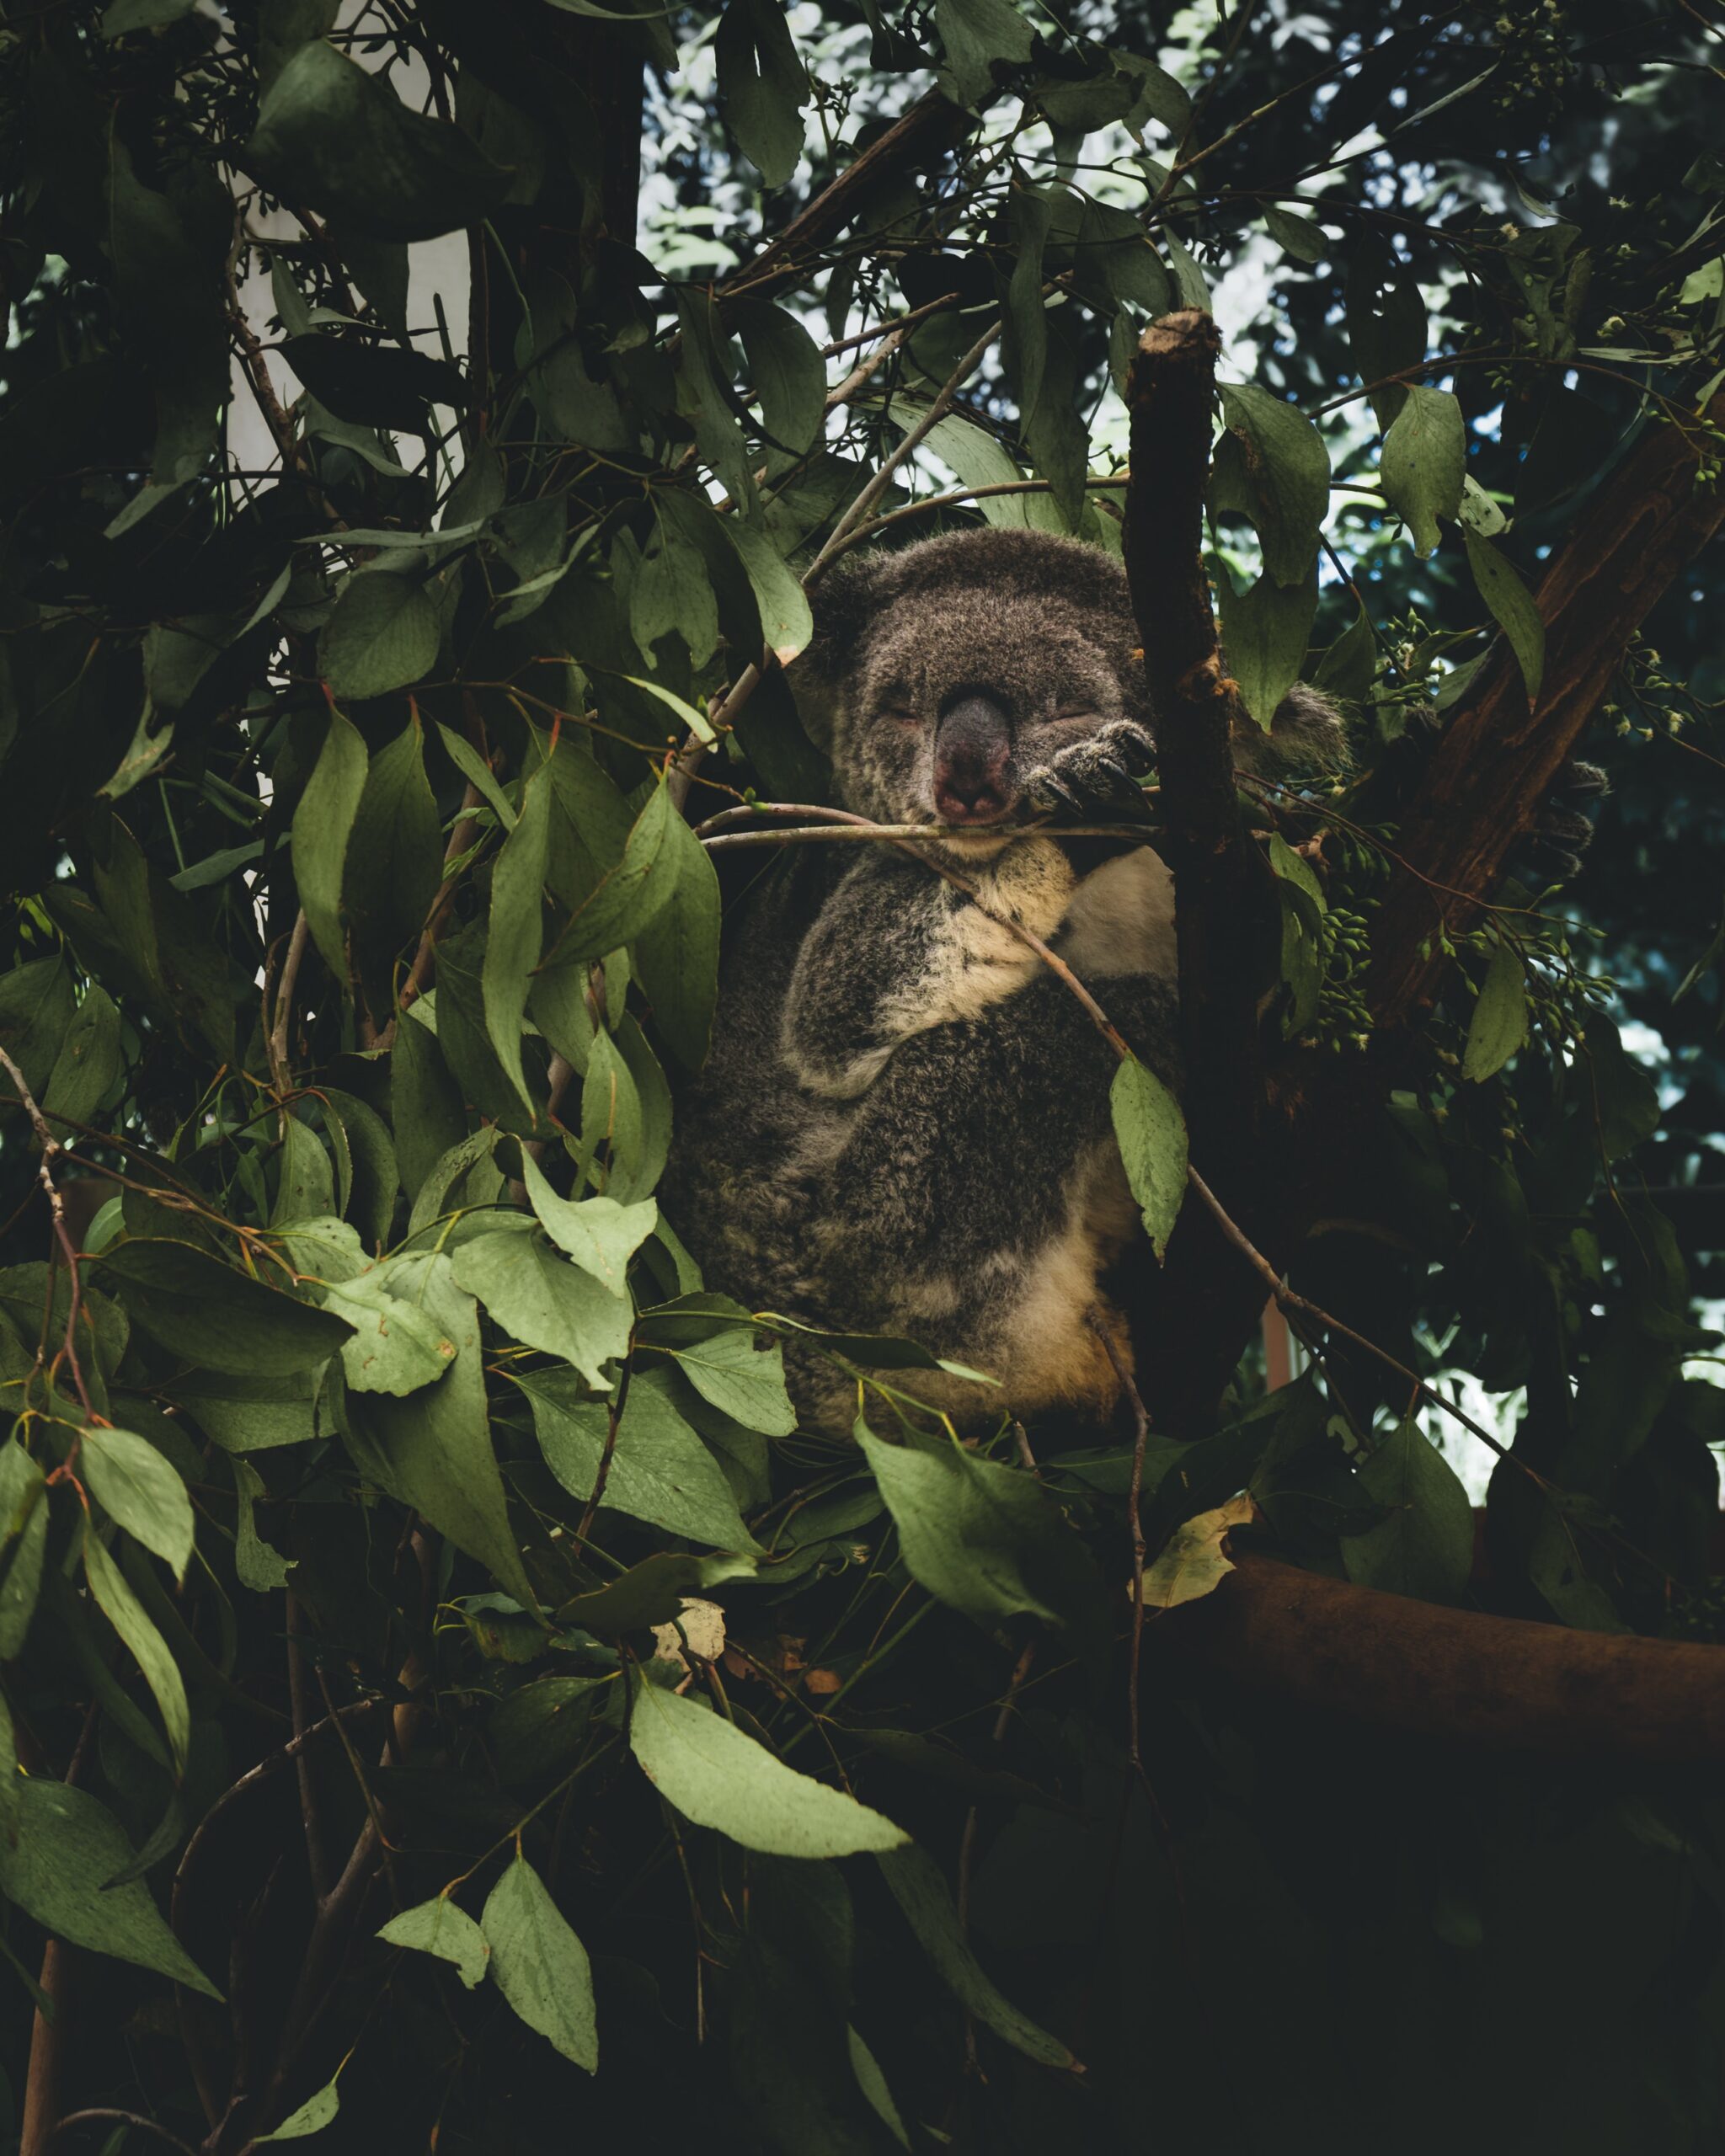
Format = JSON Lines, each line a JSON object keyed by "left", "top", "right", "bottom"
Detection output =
{"left": 1155, "top": 1551, "right": 1725, "bottom": 1760}
{"left": 1366, "top": 388, "right": 1725, "bottom": 1026}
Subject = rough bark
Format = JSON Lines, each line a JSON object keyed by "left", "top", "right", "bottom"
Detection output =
{"left": 1366, "top": 392, "right": 1725, "bottom": 1025}
{"left": 1154, "top": 1551, "right": 1725, "bottom": 1759}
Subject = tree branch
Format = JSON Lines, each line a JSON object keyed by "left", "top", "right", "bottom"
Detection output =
{"left": 1122, "top": 308, "right": 1277, "bottom": 1146}
{"left": 1155, "top": 1550, "right": 1725, "bottom": 1759}
{"left": 1366, "top": 390, "right": 1725, "bottom": 1025}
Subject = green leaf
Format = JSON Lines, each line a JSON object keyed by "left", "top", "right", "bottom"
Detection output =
{"left": 1343, "top": 1423, "right": 1475, "bottom": 1604}
{"left": 1218, "top": 563, "right": 1318, "bottom": 733}
{"left": 518, "top": 1152, "right": 655, "bottom": 1295}
{"left": 344, "top": 721, "right": 443, "bottom": 992}
{"left": 232, "top": 1458, "right": 295, "bottom": 1591}
{"left": 272, "top": 1112, "right": 337, "bottom": 1225}
{"left": 734, "top": 301, "right": 826, "bottom": 454}
{"left": 559, "top": 1550, "right": 756, "bottom": 1633}
{"left": 547, "top": 778, "right": 676, "bottom": 968}
{"left": 1461, "top": 943, "right": 1529, "bottom": 1082}
{"left": 320, "top": 573, "right": 441, "bottom": 702}
{"left": 378, "top": 1895, "right": 489, "bottom": 1989}
{"left": 1582, "top": 1018, "right": 1662, "bottom": 1160}
{"left": 722, "top": 519, "right": 815, "bottom": 669}
{"left": 649, "top": 1325, "right": 797, "bottom": 1435}
{"left": 1380, "top": 384, "right": 1466, "bottom": 558}
{"left": 98, "top": 1240, "right": 353, "bottom": 1376}
{"left": 0, "top": 957, "right": 75, "bottom": 1107}
{"left": 0, "top": 1441, "right": 45, "bottom": 1660}
{"left": 339, "top": 1253, "right": 537, "bottom": 1608}
{"left": 1462, "top": 529, "right": 1546, "bottom": 705}
{"left": 1263, "top": 204, "right": 1328, "bottom": 263}
{"left": 0, "top": 1778, "right": 220, "bottom": 1998}
{"left": 254, "top": 2076, "right": 340, "bottom": 2143}
{"left": 516, "top": 1365, "right": 762, "bottom": 1551}
{"left": 168, "top": 1372, "right": 321, "bottom": 1454}
{"left": 715, "top": 0, "right": 809, "bottom": 189}
{"left": 80, "top": 1426, "right": 195, "bottom": 1581}
{"left": 1215, "top": 384, "right": 1331, "bottom": 587}
{"left": 291, "top": 707, "right": 369, "bottom": 977}
{"left": 391, "top": 1016, "right": 467, "bottom": 1204}
{"left": 628, "top": 1671, "right": 908, "bottom": 1856}
{"left": 848, "top": 2026, "right": 911, "bottom": 2149}
{"left": 451, "top": 1230, "right": 633, "bottom": 1391}
{"left": 483, "top": 763, "right": 551, "bottom": 1115}
{"left": 936, "top": 0, "right": 1034, "bottom": 106}
{"left": 858, "top": 1432, "right": 1104, "bottom": 1645}
{"left": 483, "top": 1853, "right": 599, "bottom": 2072}
{"left": 1110, "top": 1055, "right": 1187, "bottom": 1260}
{"left": 247, "top": 38, "right": 514, "bottom": 242}
{"left": 632, "top": 817, "right": 722, "bottom": 1077}
{"left": 1141, "top": 1492, "right": 1251, "bottom": 1609}
{"left": 876, "top": 1844, "right": 1077, "bottom": 2068}
{"left": 327, "top": 1257, "right": 458, "bottom": 1396}
{"left": 83, "top": 1527, "right": 190, "bottom": 1774}
{"left": 40, "top": 989, "right": 120, "bottom": 1142}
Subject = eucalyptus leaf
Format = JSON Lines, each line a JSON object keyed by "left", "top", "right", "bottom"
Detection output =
{"left": 483, "top": 1853, "right": 599, "bottom": 2071}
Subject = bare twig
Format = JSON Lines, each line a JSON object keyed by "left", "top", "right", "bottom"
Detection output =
{"left": 0, "top": 1043, "right": 94, "bottom": 1420}
{"left": 267, "top": 910, "right": 310, "bottom": 1100}
{"left": 575, "top": 1354, "right": 633, "bottom": 1549}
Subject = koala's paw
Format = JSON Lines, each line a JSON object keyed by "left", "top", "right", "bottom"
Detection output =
{"left": 1023, "top": 718, "right": 1156, "bottom": 823}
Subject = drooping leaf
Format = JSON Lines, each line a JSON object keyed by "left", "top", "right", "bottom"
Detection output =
{"left": 247, "top": 38, "right": 514, "bottom": 242}
{"left": 452, "top": 1227, "right": 633, "bottom": 1390}
{"left": 516, "top": 1365, "right": 762, "bottom": 1551}
{"left": 80, "top": 1425, "right": 195, "bottom": 1580}
{"left": 1462, "top": 529, "right": 1546, "bottom": 706}
{"left": 344, "top": 720, "right": 443, "bottom": 994}
{"left": 875, "top": 1844, "right": 1077, "bottom": 2068}
{"left": 42, "top": 985, "right": 122, "bottom": 1134}
{"left": 858, "top": 1432, "right": 1106, "bottom": 1647}
{"left": 936, "top": 0, "right": 1034, "bottom": 106}
{"left": 83, "top": 1527, "right": 190, "bottom": 1774}
{"left": 1218, "top": 563, "right": 1318, "bottom": 732}
{"left": 0, "top": 1444, "right": 50, "bottom": 1661}
{"left": 519, "top": 1152, "right": 656, "bottom": 1295}
{"left": 378, "top": 1895, "right": 489, "bottom": 1989}
{"left": 715, "top": 0, "right": 809, "bottom": 189}
{"left": 628, "top": 1670, "right": 908, "bottom": 1856}
{"left": 734, "top": 301, "right": 826, "bottom": 455}
{"left": 319, "top": 573, "right": 441, "bottom": 702}
{"left": 1214, "top": 384, "right": 1331, "bottom": 587}
{"left": 559, "top": 1550, "right": 756, "bottom": 1634}
{"left": 326, "top": 1257, "right": 459, "bottom": 1396}
{"left": 483, "top": 1853, "right": 599, "bottom": 2072}
{"left": 1380, "top": 384, "right": 1466, "bottom": 559}
{"left": 1110, "top": 1055, "right": 1187, "bottom": 1260}
{"left": 232, "top": 1457, "right": 295, "bottom": 1591}
{"left": 647, "top": 1324, "right": 797, "bottom": 1435}
{"left": 1461, "top": 943, "right": 1529, "bottom": 1082}
{"left": 1342, "top": 1424, "right": 1474, "bottom": 1604}
{"left": 0, "top": 1778, "right": 220, "bottom": 1997}
{"left": 545, "top": 778, "right": 676, "bottom": 968}
{"left": 339, "top": 1253, "right": 537, "bottom": 1608}
{"left": 98, "top": 1240, "right": 353, "bottom": 1377}
{"left": 482, "top": 762, "right": 551, "bottom": 1115}
{"left": 291, "top": 707, "right": 368, "bottom": 977}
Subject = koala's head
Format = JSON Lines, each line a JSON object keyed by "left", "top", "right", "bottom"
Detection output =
{"left": 794, "top": 529, "right": 1146, "bottom": 834}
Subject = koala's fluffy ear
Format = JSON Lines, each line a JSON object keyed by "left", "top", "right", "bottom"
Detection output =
{"left": 787, "top": 552, "right": 895, "bottom": 747}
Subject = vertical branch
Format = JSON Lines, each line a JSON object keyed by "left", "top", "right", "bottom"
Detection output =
{"left": 1121, "top": 309, "right": 1276, "bottom": 1148}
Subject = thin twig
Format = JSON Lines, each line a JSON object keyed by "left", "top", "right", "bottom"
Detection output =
{"left": 1090, "top": 1313, "right": 1151, "bottom": 1772}
{"left": 46, "top": 2113, "right": 199, "bottom": 2156}
{"left": 267, "top": 910, "right": 310, "bottom": 1100}
{"left": 575, "top": 1354, "right": 633, "bottom": 1549}
{"left": 0, "top": 1043, "right": 93, "bottom": 1421}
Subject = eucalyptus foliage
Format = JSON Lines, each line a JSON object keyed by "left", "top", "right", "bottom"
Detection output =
{"left": 0, "top": 0, "right": 1722, "bottom": 2147}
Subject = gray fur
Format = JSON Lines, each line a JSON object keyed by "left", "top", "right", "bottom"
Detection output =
{"left": 664, "top": 528, "right": 1338, "bottom": 1434}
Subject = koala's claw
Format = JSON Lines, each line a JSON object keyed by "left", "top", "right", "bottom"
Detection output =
{"left": 1023, "top": 718, "right": 1157, "bottom": 823}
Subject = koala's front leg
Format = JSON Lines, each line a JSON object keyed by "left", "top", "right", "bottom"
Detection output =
{"left": 781, "top": 841, "right": 1075, "bottom": 1098}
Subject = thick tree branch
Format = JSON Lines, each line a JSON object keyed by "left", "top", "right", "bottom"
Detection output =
{"left": 1156, "top": 1552, "right": 1725, "bottom": 1759}
{"left": 1122, "top": 309, "right": 1277, "bottom": 1146}
{"left": 1367, "top": 391, "right": 1725, "bottom": 1025}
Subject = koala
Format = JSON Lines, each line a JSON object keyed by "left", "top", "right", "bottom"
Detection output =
{"left": 662, "top": 527, "right": 1342, "bottom": 1436}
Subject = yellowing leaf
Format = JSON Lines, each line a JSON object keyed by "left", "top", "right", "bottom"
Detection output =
{"left": 1140, "top": 1492, "right": 1253, "bottom": 1611}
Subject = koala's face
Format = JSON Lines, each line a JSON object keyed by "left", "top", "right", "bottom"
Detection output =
{"left": 801, "top": 530, "right": 1146, "bottom": 836}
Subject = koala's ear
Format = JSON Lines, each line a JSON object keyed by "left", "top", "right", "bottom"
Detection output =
{"left": 787, "top": 552, "right": 892, "bottom": 747}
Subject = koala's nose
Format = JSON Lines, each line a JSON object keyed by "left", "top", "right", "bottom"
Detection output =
{"left": 933, "top": 692, "right": 1012, "bottom": 825}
